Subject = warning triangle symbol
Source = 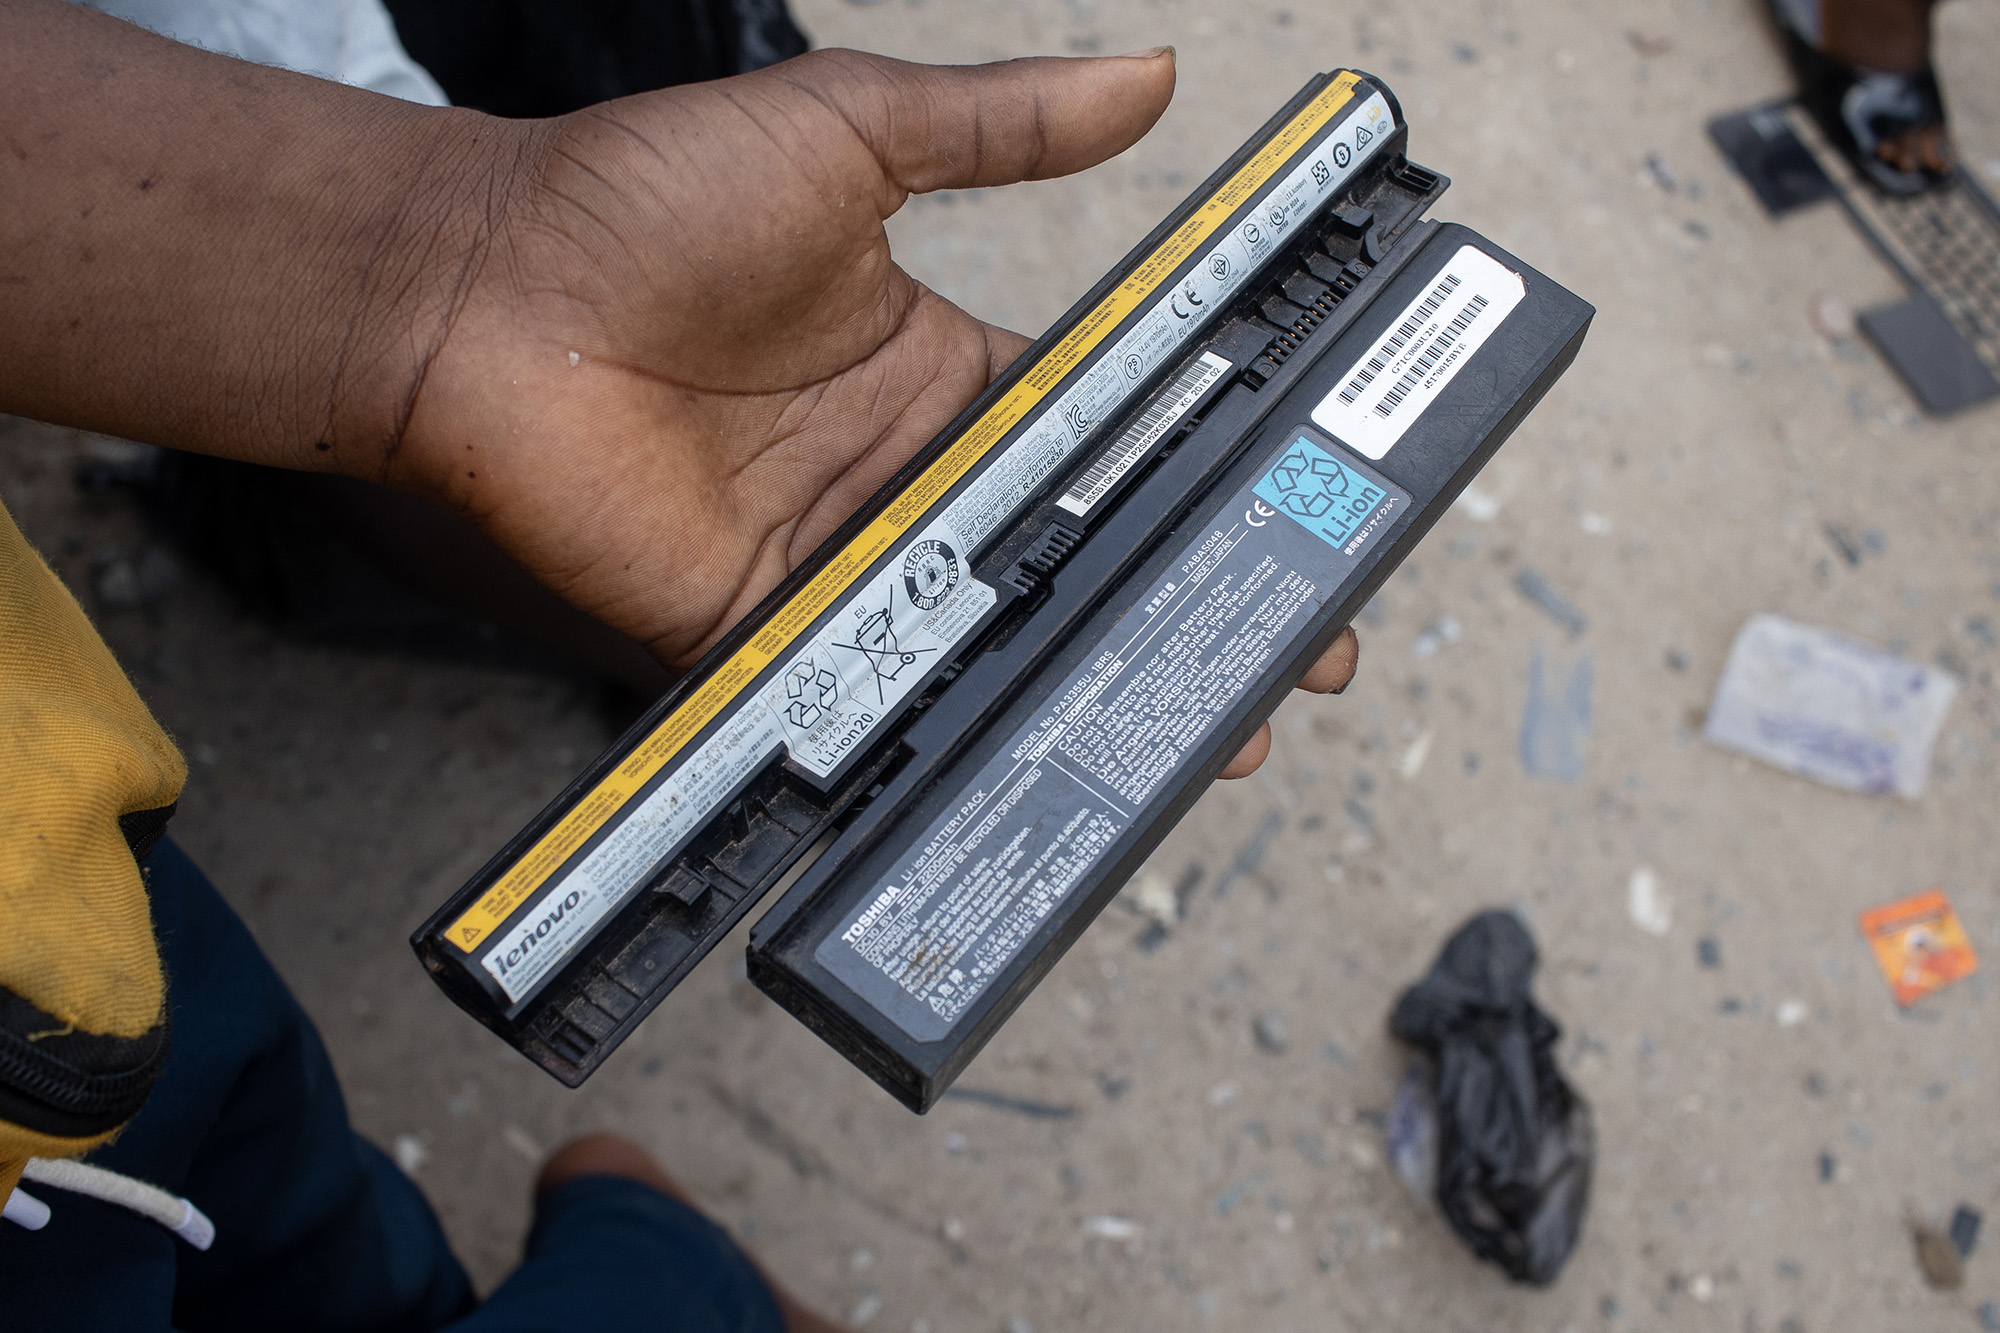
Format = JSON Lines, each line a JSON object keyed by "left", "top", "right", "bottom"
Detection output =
{"left": 460, "top": 926, "right": 481, "bottom": 946}
{"left": 1354, "top": 126, "right": 1373, "bottom": 149}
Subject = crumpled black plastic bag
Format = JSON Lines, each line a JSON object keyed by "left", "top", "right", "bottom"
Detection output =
{"left": 1389, "top": 910, "right": 1593, "bottom": 1285}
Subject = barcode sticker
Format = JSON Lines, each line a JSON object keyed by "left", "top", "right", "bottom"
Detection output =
{"left": 1056, "top": 352, "right": 1233, "bottom": 517}
{"left": 1311, "top": 245, "right": 1525, "bottom": 459}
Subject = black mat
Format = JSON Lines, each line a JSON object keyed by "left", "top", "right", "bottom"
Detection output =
{"left": 1860, "top": 294, "right": 2000, "bottom": 416}
{"left": 1707, "top": 102, "right": 1838, "bottom": 216}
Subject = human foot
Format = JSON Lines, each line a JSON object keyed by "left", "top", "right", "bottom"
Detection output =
{"left": 537, "top": 1134, "right": 849, "bottom": 1332}
{"left": 1770, "top": 0, "right": 1956, "bottom": 195}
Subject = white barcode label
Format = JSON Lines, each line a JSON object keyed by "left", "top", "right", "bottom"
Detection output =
{"left": 1311, "top": 245, "right": 1525, "bottom": 459}
{"left": 1055, "top": 352, "right": 1232, "bottom": 517}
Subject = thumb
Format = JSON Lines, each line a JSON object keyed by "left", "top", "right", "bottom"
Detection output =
{"left": 793, "top": 47, "right": 1177, "bottom": 197}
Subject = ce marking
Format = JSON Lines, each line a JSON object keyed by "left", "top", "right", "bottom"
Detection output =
{"left": 1246, "top": 499, "right": 1275, "bottom": 527}
{"left": 1170, "top": 281, "right": 1205, "bottom": 321}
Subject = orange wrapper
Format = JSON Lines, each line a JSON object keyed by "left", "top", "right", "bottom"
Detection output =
{"left": 1858, "top": 889, "right": 1980, "bottom": 1007}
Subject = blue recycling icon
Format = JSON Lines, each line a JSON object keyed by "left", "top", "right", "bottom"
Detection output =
{"left": 1253, "top": 436, "right": 1388, "bottom": 549}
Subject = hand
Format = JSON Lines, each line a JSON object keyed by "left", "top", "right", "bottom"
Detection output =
{"left": 0, "top": 13, "right": 1360, "bottom": 778}
{"left": 384, "top": 49, "right": 1357, "bottom": 776}
{"left": 392, "top": 48, "right": 1172, "bottom": 666}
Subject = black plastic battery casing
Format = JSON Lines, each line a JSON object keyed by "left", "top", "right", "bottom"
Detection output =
{"left": 749, "top": 221, "right": 1591, "bottom": 1111}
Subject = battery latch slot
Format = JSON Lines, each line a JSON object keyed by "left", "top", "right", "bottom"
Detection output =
{"left": 1004, "top": 521, "right": 1085, "bottom": 594}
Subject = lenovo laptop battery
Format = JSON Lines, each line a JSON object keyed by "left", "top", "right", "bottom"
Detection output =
{"left": 413, "top": 69, "right": 1593, "bottom": 1107}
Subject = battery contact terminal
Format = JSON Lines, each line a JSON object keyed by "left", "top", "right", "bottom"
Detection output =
{"left": 1243, "top": 156, "right": 1449, "bottom": 388}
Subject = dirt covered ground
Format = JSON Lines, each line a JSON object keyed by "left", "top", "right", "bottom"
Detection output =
{"left": 4, "top": 0, "right": 1999, "bottom": 1327}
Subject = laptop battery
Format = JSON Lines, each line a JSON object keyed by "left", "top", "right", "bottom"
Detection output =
{"left": 412, "top": 69, "right": 1594, "bottom": 1106}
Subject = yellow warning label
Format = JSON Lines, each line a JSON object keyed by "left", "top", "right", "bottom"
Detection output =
{"left": 446, "top": 72, "right": 1367, "bottom": 955}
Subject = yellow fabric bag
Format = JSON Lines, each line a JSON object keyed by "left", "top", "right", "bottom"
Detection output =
{"left": 0, "top": 499, "right": 185, "bottom": 1199}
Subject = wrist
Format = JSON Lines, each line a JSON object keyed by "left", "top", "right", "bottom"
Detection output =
{"left": 260, "top": 108, "right": 547, "bottom": 488}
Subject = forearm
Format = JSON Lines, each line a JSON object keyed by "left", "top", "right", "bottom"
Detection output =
{"left": 0, "top": 0, "right": 523, "bottom": 479}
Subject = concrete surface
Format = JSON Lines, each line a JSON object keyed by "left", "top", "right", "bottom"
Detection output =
{"left": 5, "top": 0, "right": 2000, "bottom": 1328}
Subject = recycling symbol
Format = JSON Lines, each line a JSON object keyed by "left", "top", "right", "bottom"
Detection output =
{"left": 784, "top": 659, "right": 841, "bottom": 730}
{"left": 1265, "top": 447, "right": 1359, "bottom": 519}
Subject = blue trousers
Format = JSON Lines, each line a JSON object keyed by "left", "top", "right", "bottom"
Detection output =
{"left": 0, "top": 839, "right": 786, "bottom": 1333}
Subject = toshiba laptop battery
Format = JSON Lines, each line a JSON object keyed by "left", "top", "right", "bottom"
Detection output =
{"left": 412, "top": 70, "right": 1593, "bottom": 1105}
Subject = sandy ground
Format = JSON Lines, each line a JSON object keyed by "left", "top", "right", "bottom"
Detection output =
{"left": 5, "top": 0, "right": 2000, "bottom": 1328}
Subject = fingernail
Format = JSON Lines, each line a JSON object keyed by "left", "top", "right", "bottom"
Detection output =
{"left": 1118, "top": 45, "right": 1175, "bottom": 60}
{"left": 1329, "top": 679, "right": 1350, "bottom": 695}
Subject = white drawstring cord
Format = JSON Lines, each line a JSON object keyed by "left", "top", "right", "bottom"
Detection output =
{"left": 4, "top": 1157, "right": 214, "bottom": 1249}
{"left": 2, "top": 1183, "right": 50, "bottom": 1229}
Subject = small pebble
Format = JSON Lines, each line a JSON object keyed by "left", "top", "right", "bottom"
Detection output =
{"left": 1809, "top": 292, "right": 1857, "bottom": 341}
{"left": 1628, "top": 867, "right": 1671, "bottom": 937}
{"left": 1082, "top": 1215, "right": 1142, "bottom": 1240}
{"left": 1950, "top": 1204, "right": 1982, "bottom": 1258}
{"left": 1914, "top": 1223, "right": 1964, "bottom": 1289}
{"left": 1254, "top": 1010, "right": 1289, "bottom": 1053}
{"left": 503, "top": 1125, "right": 542, "bottom": 1162}
{"left": 392, "top": 1133, "right": 428, "bottom": 1175}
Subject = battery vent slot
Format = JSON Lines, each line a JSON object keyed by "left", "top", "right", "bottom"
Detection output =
{"left": 1391, "top": 158, "right": 1442, "bottom": 194}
